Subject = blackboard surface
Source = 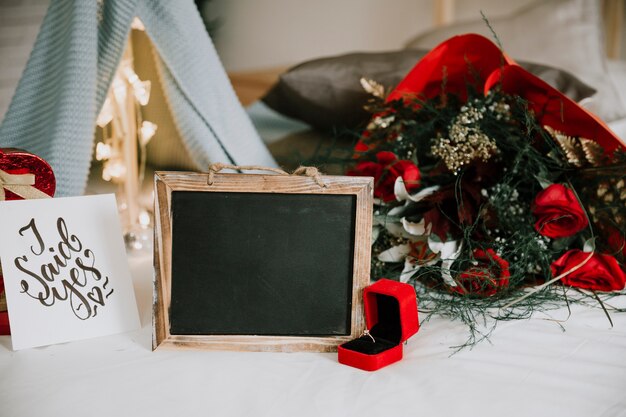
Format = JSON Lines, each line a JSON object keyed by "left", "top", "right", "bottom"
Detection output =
{"left": 169, "top": 191, "right": 356, "bottom": 336}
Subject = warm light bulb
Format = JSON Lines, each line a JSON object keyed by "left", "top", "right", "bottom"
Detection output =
{"left": 122, "top": 66, "right": 151, "bottom": 106}
{"left": 124, "top": 66, "right": 139, "bottom": 85}
{"left": 112, "top": 76, "right": 127, "bottom": 104}
{"left": 138, "top": 210, "right": 151, "bottom": 227}
{"left": 133, "top": 80, "right": 151, "bottom": 106}
{"left": 95, "top": 142, "right": 113, "bottom": 161}
{"left": 96, "top": 97, "right": 114, "bottom": 127}
{"left": 140, "top": 121, "right": 157, "bottom": 145}
{"left": 102, "top": 159, "right": 127, "bottom": 182}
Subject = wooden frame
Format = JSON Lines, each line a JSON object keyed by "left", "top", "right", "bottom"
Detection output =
{"left": 153, "top": 171, "right": 373, "bottom": 352}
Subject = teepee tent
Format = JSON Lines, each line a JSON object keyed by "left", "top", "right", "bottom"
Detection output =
{"left": 0, "top": 0, "right": 276, "bottom": 197}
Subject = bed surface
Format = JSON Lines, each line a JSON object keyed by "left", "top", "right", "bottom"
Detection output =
{"left": 1, "top": 252, "right": 625, "bottom": 417}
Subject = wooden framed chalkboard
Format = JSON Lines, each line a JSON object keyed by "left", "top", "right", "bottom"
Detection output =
{"left": 153, "top": 170, "right": 373, "bottom": 352}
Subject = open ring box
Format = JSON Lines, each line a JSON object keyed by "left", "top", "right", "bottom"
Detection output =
{"left": 338, "top": 279, "right": 419, "bottom": 371}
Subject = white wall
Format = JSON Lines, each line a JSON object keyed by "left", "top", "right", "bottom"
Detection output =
{"left": 452, "top": 0, "right": 535, "bottom": 21}
{"left": 206, "top": 0, "right": 539, "bottom": 71}
{"left": 208, "top": 0, "right": 434, "bottom": 71}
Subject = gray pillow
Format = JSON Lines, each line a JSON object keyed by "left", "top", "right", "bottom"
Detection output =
{"left": 262, "top": 49, "right": 596, "bottom": 131}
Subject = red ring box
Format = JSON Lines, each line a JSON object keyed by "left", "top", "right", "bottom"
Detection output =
{"left": 338, "top": 278, "right": 419, "bottom": 371}
{"left": 0, "top": 273, "right": 8, "bottom": 336}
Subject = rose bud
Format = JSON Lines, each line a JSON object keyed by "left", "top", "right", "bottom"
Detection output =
{"left": 551, "top": 249, "right": 626, "bottom": 292}
{"left": 532, "top": 184, "right": 588, "bottom": 239}
{"left": 348, "top": 151, "right": 420, "bottom": 202}
{"left": 450, "top": 248, "right": 510, "bottom": 297}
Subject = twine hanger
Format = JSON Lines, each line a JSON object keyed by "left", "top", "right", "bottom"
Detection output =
{"left": 206, "top": 163, "right": 327, "bottom": 188}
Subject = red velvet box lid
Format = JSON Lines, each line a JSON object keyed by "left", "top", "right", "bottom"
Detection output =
{"left": 364, "top": 279, "right": 419, "bottom": 343}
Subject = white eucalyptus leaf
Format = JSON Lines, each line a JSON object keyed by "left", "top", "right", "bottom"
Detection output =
{"left": 428, "top": 238, "right": 463, "bottom": 286}
{"left": 388, "top": 204, "right": 408, "bottom": 217}
{"left": 441, "top": 259, "right": 457, "bottom": 286}
{"left": 401, "top": 217, "right": 431, "bottom": 236}
{"left": 386, "top": 221, "right": 430, "bottom": 240}
{"left": 394, "top": 177, "right": 440, "bottom": 203}
{"left": 394, "top": 176, "right": 409, "bottom": 202}
{"left": 400, "top": 258, "right": 419, "bottom": 283}
{"left": 374, "top": 213, "right": 400, "bottom": 226}
{"left": 378, "top": 244, "right": 410, "bottom": 263}
{"left": 385, "top": 222, "right": 406, "bottom": 238}
{"left": 407, "top": 185, "right": 440, "bottom": 202}
{"left": 444, "top": 240, "right": 463, "bottom": 260}
{"left": 371, "top": 226, "right": 380, "bottom": 245}
{"left": 428, "top": 237, "right": 461, "bottom": 259}
{"left": 583, "top": 237, "right": 596, "bottom": 253}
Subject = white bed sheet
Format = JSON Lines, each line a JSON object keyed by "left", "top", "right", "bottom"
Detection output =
{"left": 1, "top": 252, "right": 625, "bottom": 417}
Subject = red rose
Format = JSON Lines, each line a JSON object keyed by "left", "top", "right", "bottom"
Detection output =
{"left": 532, "top": 184, "right": 588, "bottom": 239}
{"left": 606, "top": 227, "right": 626, "bottom": 261}
{"left": 551, "top": 249, "right": 626, "bottom": 292}
{"left": 352, "top": 136, "right": 372, "bottom": 159}
{"left": 354, "top": 139, "right": 370, "bottom": 154}
{"left": 348, "top": 151, "right": 420, "bottom": 202}
{"left": 451, "top": 249, "right": 510, "bottom": 296}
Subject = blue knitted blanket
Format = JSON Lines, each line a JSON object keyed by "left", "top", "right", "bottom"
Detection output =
{"left": 0, "top": 0, "right": 276, "bottom": 196}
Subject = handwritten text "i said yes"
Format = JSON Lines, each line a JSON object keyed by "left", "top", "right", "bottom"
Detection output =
{"left": 13, "top": 217, "right": 114, "bottom": 320}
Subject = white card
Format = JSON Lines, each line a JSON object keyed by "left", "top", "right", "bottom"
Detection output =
{"left": 0, "top": 194, "right": 140, "bottom": 350}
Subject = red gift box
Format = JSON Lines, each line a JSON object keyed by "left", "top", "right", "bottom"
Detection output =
{"left": 338, "top": 279, "right": 419, "bottom": 371}
{"left": 0, "top": 148, "right": 55, "bottom": 335}
{"left": 0, "top": 311, "right": 9, "bottom": 336}
{"left": 0, "top": 148, "right": 56, "bottom": 200}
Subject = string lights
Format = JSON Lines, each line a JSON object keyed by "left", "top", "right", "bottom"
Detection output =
{"left": 95, "top": 18, "right": 155, "bottom": 251}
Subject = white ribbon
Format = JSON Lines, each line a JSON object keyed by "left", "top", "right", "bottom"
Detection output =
{"left": 0, "top": 169, "right": 51, "bottom": 201}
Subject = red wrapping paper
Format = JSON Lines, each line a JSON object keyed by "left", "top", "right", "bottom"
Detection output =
{"left": 484, "top": 64, "right": 625, "bottom": 153}
{"left": 386, "top": 34, "right": 624, "bottom": 153}
{"left": 388, "top": 33, "right": 515, "bottom": 103}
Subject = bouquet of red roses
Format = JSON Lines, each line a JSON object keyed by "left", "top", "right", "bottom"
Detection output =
{"left": 347, "top": 34, "right": 626, "bottom": 344}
